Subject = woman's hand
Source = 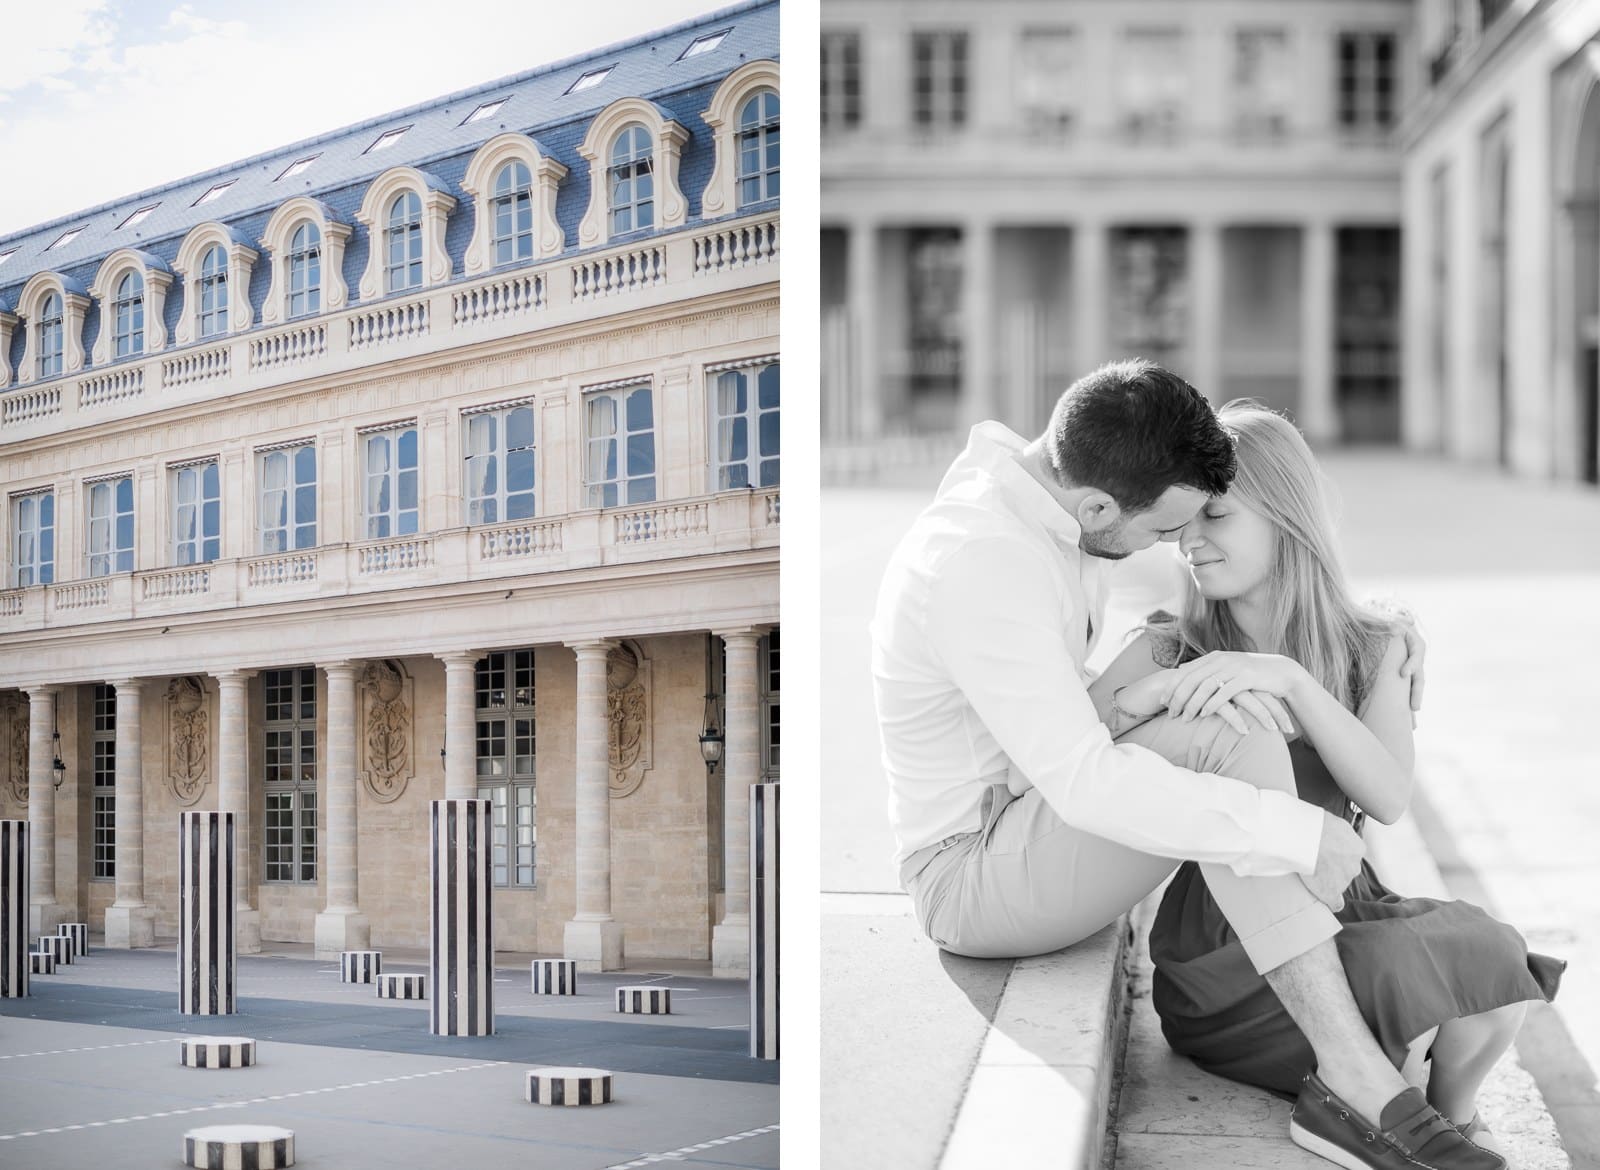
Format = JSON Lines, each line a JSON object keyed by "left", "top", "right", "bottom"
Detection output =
{"left": 1117, "top": 667, "right": 1290, "bottom": 736}
{"left": 1166, "top": 651, "right": 1308, "bottom": 726}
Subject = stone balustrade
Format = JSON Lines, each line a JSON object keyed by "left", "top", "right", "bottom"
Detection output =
{"left": 0, "top": 211, "right": 779, "bottom": 442}
{"left": 0, "top": 487, "right": 778, "bottom": 634}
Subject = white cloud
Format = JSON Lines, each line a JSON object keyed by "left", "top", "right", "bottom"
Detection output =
{"left": 0, "top": 1, "right": 117, "bottom": 96}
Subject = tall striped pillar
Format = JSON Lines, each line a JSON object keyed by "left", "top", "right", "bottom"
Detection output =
{"left": 429, "top": 798, "right": 493, "bottom": 1036}
{"left": 179, "top": 811, "right": 236, "bottom": 1015}
{"left": 1, "top": 821, "right": 28, "bottom": 998}
{"left": 750, "top": 783, "right": 779, "bottom": 1060}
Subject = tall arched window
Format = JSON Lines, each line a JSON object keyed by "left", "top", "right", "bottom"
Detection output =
{"left": 38, "top": 292, "right": 64, "bottom": 378}
{"left": 385, "top": 191, "right": 423, "bottom": 293}
{"left": 288, "top": 222, "right": 322, "bottom": 317}
{"left": 198, "top": 244, "right": 228, "bottom": 339}
{"left": 492, "top": 161, "right": 534, "bottom": 266}
{"left": 113, "top": 271, "right": 145, "bottom": 358}
{"left": 738, "top": 91, "right": 780, "bottom": 206}
{"left": 608, "top": 125, "right": 654, "bottom": 234}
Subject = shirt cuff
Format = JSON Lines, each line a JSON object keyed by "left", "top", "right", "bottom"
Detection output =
{"left": 1231, "top": 789, "right": 1324, "bottom": 878}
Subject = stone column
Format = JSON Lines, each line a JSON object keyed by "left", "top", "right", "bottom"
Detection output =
{"left": 313, "top": 661, "right": 368, "bottom": 957}
{"left": 1189, "top": 220, "right": 1224, "bottom": 400}
{"left": 847, "top": 220, "right": 882, "bottom": 438}
{"left": 103, "top": 679, "right": 154, "bottom": 948}
{"left": 26, "top": 686, "right": 65, "bottom": 938}
{"left": 711, "top": 628, "right": 761, "bottom": 976}
{"left": 438, "top": 652, "right": 480, "bottom": 801}
{"left": 1300, "top": 219, "right": 1338, "bottom": 443}
{"left": 963, "top": 220, "right": 996, "bottom": 428}
{"left": 562, "top": 640, "right": 623, "bottom": 971}
{"left": 1074, "top": 220, "right": 1108, "bottom": 372}
{"left": 215, "top": 670, "right": 260, "bottom": 953}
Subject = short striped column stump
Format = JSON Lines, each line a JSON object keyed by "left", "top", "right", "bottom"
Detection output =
{"left": 34, "top": 935, "right": 72, "bottom": 964}
{"left": 183, "top": 1124, "right": 294, "bottom": 1169}
{"left": 341, "top": 950, "right": 382, "bottom": 983}
{"left": 615, "top": 986, "right": 670, "bottom": 1014}
{"left": 29, "top": 951, "right": 55, "bottom": 975}
{"left": 531, "top": 958, "right": 577, "bottom": 995}
{"left": 180, "top": 1036, "right": 257, "bottom": 1069}
{"left": 525, "top": 1066, "right": 613, "bottom": 1106}
{"left": 57, "top": 922, "right": 89, "bottom": 958}
{"left": 377, "top": 972, "right": 426, "bottom": 999}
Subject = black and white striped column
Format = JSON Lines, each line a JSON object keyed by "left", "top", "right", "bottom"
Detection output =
{"left": 58, "top": 922, "right": 88, "bottom": 958}
{"left": 180, "top": 811, "right": 236, "bottom": 1016}
{"left": 35, "top": 934, "right": 71, "bottom": 964}
{"left": 429, "top": 798, "right": 493, "bottom": 1036}
{"left": 531, "top": 958, "right": 577, "bottom": 995}
{"left": 341, "top": 950, "right": 382, "bottom": 983}
{"left": 377, "top": 972, "right": 426, "bottom": 999}
{"left": 180, "top": 1036, "right": 256, "bottom": 1068}
{"left": 525, "top": 1067, "right": 613, "bottom": 1106}
{"left": 615, "top": 986, "right": 670, "bottom": 1014}
{"left": 1, "top": 821, "right": 27, "bottom": 998}
{"left": 29, "top": 951, "right": 55, "bottom": 975}
{"left": 750, "top": 782, "right": 779, "bottom": 1060}
{"left": 182, "top": 1124, "right": 294, "bottom": 1169}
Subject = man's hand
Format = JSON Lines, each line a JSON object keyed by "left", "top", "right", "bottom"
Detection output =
{"left": 1302, "top": 812, "right": 1364, "bottom": 912}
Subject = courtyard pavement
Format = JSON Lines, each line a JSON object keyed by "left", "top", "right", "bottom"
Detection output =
{"left": 822, "top": 447, "right": 1600, "bottom": 1168}
{"left": 0, "top": 945, "right": 777, "bottom": 1170}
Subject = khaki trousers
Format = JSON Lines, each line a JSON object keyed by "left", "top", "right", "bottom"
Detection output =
{"left": 901, "top": 713, "right": 1339, "bottom": 975}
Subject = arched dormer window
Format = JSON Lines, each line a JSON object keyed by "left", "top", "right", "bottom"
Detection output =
{"left": 289, "top": 223, "right": 321, "bottom": 317}
{"left": 738, "top": 91, "right": 780, "bottom": 206}
{"left": 174, "top": 224, "right": 257, "bottom": 345}
{"left": 460, "top": 133, "right": 568, "bottom": 275}
{"left": 259, "top": 197, "right": 351, "bottom": 326}
{"left": 353, "top": 167, "right": 456, "bottom": 301}
{"left": 386, "top": 191, "right": 423, "bottom": 293}
{"left": 700, "top": 59, "right": 781, "bottom": 219}
{"left": 39, "top": 293, "right": 64, "bottom": 378}
{"left": 609, "top": 125, "right": 655, "bottom": 235}
{"left": 575, "top": 98, "right": 689, "bottom": 247}
{"left": 12, "top": 272, "right": 90, "bottom": 386}
{"left": 87, "top": 248, "right": 173, "bottom": 365}
{"left": 198, "top": 245, "right": 228, "bottom": 338}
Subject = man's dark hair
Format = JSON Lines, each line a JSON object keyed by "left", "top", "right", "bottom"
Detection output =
{"left": 1044, "top": 359, "right": 1235, "bottom": 513}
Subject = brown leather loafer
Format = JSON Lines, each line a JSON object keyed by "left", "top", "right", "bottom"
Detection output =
{"left": 1289, "top": 1072, "right": 1505, "bottom": 1170}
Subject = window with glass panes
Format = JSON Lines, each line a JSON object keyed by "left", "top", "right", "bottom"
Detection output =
{"left": 38, "top": 292, "right": 64, "bottom": 378}
{"left": 475, "top": 650, "right": 537, "bottom": 887}
{"left": 363, "top": 426, "right": 419, "bottom": 538}
{"left": 608, "top": 125, "right": 655, "bottom": 234}
{"left": 912, "top": 30, "right": 968, "bottom": 129}
{"left": 1337, "top": 31, "right": 1396, "bottom": 131}
{"left": 92, "top": 685, "right": 116, "bottom": 880}
{"left": 11, "top": 490, "right": 55, "bottom": 587}
{"left": 114, "top": 271, "right": 145, "bottom": 357}
{"left": 464, "top": 405, "right": 537, "bottom": 524}
{"left": 584, "top": 386, "right": 656, "bottom": 507}
{"left": 259, "top": 444, "right": 317, "bottom": 553}
{"left": 711, "top": 361, "right": 779, "bottom": 490}
{"left": 821, "top": 30, "right": 862, "bottom": 131}
{"left": 737, "top": 91, "right": 779, "bottom": 206}
{"left": 263, "top": 668, "right": 317, "bottom": 883}
{"left": 492, "top": 162, "right": 534, "bottom": 265}
{"left": 198, "top": 245, "right": 228, "bottom": 338}
{"left": 171, "top": 461, "right": 221, "bottom": 566}
{"left": 86, "top": 476, "right": 134, "bottom": 577}
{"left": 386, "top": 191, "right": 423, "bottom": 292}
{"left": 288, "top": 223, "right": 321, "bottom": 317}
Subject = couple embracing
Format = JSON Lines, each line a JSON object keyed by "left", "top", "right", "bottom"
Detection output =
{"left": 871, "top": 360, "right": 1562, "bottom": 1170}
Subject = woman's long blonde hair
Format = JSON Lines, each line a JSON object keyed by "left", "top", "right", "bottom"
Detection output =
{"left": 1167, "top": 402, "right": 1399, "bottom": 711}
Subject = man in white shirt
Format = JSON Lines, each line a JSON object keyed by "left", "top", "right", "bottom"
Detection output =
{"left": 871, "top": 361, "right": 1499, "bottom": 1170}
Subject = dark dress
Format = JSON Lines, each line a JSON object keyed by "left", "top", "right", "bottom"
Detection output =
{"left": 1147, "top": 658, "right": 1565, "bottom": 1099}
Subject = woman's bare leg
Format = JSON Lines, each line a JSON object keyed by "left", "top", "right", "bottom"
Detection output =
{"left": 1427, "top": 1002, "right": 1528, "bottom": 1127}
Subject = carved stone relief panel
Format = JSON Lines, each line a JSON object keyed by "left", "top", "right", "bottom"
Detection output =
{"left": 4, "top": 693, "right": 27, "bottom": 805}
{"left": 607, "top": 640, "right": 653, "bottom": 799}
{"left": 166, "top": 675, "right": 211, "bottom": 806}
{"left": 359, "top": 658, "right": 414, "bottom": 803}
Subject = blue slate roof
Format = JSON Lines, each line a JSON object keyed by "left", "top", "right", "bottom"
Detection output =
{"left": 0, "top": 0, "right": 777, "bottom": 331}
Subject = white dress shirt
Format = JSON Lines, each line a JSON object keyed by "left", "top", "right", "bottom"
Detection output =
{"left": 870, "top": 421, "right": 1323, "bottom": 876}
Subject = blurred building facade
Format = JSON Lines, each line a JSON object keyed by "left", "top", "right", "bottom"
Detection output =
{"left": 822, "top": 0, "right": 1413, "bottom": 473}
{"left": 1404, "top": 0, "right": 1600, "bottom": 484}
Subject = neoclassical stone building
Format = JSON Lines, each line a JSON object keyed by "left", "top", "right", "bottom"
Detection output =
{"left": 0, "top": 0, "right": 779, "bottom": 974}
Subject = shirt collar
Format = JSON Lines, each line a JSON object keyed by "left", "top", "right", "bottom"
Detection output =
{"left": 940, "top": 421, "right": 1085, "bottom": 549}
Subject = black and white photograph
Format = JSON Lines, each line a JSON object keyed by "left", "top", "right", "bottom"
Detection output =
{"left": 821, "top": 3, "right": 1600, "bottom": 1169}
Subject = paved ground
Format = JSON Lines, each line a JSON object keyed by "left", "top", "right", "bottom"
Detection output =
{"left": 0, "top": 945, "right": 778, "bottom": 1170}
{"left": 822, "top": 447, "right": 1600, "bottom": 1167}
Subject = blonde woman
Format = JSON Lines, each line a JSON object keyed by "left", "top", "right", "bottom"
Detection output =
{"left": 1088, "top": 403, "right": 1562, "bottom": 1164}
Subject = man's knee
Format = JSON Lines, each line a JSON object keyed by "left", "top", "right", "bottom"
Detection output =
{"left": 1183, "top": 715, "right": 1295, "bottom": 794}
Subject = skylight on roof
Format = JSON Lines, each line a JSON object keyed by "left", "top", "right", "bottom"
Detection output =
{"left": 0, "top": 249, "right": 16, "bottom": 267}
{"left": 277, "top": 154, "right": 320, "bottom": 182}
{"left": 463, "top": 98, "right": 507, "bottom": 125}
{"left": 47, "top": 228, "right": 83, "bottom": 251}
{"left": 680, "top": 29, "right": 730, "bottom": 59}
{"left": 194, "top": 181, "right": 235, "bottom": 207}
{"left": 567, "top": 66, "right": 614, "bottom": 94}
{"left": 118, "top": 204, "right": 159, "bottom": 230}
{"left": 366, "top": 126, "right": 411, "bottom": 153}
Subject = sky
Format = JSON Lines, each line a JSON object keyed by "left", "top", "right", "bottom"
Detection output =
{"left": 0, "top": 0, "right": 740, "bottom": 239}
